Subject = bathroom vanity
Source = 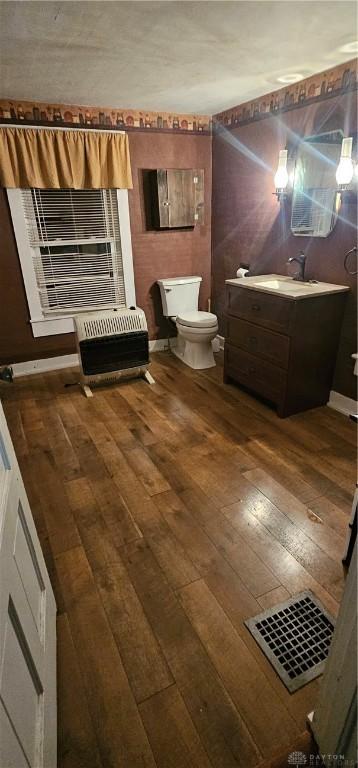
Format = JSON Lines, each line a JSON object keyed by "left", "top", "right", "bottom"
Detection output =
{"left": 224, "top": 274, "right": 349, "bottom": 417}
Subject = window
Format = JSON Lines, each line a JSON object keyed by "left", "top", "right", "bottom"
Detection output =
{"left": 7, "top": 187, "right": 135, "bottom": 337}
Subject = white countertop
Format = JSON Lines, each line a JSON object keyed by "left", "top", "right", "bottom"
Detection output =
{"left": 225, "top": 274, "right": 350, "bottom": 300}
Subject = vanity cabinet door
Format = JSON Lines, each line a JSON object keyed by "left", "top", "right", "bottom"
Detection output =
{"left": 227, "top": 286, "right": 293, "bottom": 334}
{"left": 224, "top": 344, "right": 286, "bottom": 404}
{"left": 226, "top": 316, "right": 290, "bottom": 369}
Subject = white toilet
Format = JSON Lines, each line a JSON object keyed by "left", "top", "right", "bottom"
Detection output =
{"left": 157, "top": 276, "right": 218, "bottom": 369}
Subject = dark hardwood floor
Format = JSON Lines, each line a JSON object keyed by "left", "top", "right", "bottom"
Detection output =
{"left": 2, "top": 352, "right": 356, "bottom": 768}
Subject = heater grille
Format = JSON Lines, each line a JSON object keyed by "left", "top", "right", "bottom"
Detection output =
{"left": 75, "top": 308, "right": 147, "bottom": 341}
{"left": 245, "top": 591, "right": 335, "bottom": 692}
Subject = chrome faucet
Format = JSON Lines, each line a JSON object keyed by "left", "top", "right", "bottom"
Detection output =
{"left": 288, "top": 251, "right": 307, "bottom": 281}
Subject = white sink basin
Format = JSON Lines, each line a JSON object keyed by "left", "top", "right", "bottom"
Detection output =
{"left": 257, "top": 279, "right": 302, "bottom": 290}
{"left": 253, "top": 278, "right": 315, "bottom": 293}
{"left": 225, "top": 274, "right": 350, "bottom": 300}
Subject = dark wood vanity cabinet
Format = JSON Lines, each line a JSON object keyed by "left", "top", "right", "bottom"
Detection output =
{"left": 224, "top": 285, "right": 348, "bottom": 417}
{"left": 149, "top": 168, "right": 204, "bottom": 228}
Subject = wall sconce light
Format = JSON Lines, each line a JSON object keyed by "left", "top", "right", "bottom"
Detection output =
{"left": 274, "top": 149, "right": 289, "bottom": 200}
{"left": 336, "top": 137, "right": 354, "bottom": 189}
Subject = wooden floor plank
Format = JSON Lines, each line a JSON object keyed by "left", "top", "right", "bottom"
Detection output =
{"left": 178, "top": 579, "right": 299, "bottom": 757}
{"left": 297, "top": 406, "right": 357, "bottom": 447}
{"left": 65, "top": 476, "right": 124, "bottom": 572}
{"left": 121, "top": 538, "right": 260, "bottom": 768}
{"left": 238, "top": 474, "right": 344, "bottom": 601}
{"left": 139, "top": 685, "right": 213, "bottom": 768}
{"left": 223, "top": 497, "right": 341, "bottom": 614}
{"left": 95, "top": 560, "right": 174, "bottom": 703}
{"left": 146, "top": 442, "right": 195, "bottom": 495}
{"left": 104, "top": 387, "right": 159, "bottom": 447}
{"left": 257, "top": 586, "right": 291, "bottom": 611}
{"left": 2, "top": 400, "right": 28, "bottom": 458}
{"left": 238, "top": 438, "right": 321, "bottom": 504}
{"left": 63, "top": 420, "right": 142, "bottom": 547}
{"left": 203, "top": 556, "right": 262, "bottom": 626}
{"left": 176, "top": 486, "right": 281, "bottom": 596}
{"left": 155, "top": 488, "right": 280, "bottom": 597}
{"left": 140, "top": 514, "right": 201, "bottom": 590}
{"left": 19, "top": 396, "right": 44, "bottom": 432}
{"left": 119, "top": 382, "right": 195, "bottom": 451}
{"left": 125, "top": 446, "right": 171, "bottom": 496}
{"left": 306, "top": 495, "right": 351, "bottom": 538}
{"left": 254, "top": 730, "right": 318, "bottom": 768}
{"left": 200, "top": 554, "right": 322, "bottom": 732}
{"left": 244, "top": 468, "right": 346, "bottom": 563}
{"left": 57, "top": 613, "right": 103, "bottom": 768}
{"left": 153, "top": 491, "right": 223, "bottom": 574}
{"left": 40, "top": 533, "right": 67, "bottom": 616}
{"left": 55, "top": 545, "right": 156, "bottom": 768}
{"left": 39, "top": 399, "right": 83, "bottom": 481}
{"left": 25, "top": 448, "right": 82, "bottom": 557}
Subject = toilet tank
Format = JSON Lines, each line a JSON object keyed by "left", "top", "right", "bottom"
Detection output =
{"left": 157, "top": 276, "right": 202, "bottom": 317}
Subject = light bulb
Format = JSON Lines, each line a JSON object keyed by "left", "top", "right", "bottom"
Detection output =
{"left": 336, "top": 158, "right": 354, "bottom": 186}
{"left": 274, "top": 166, "right": 289, "bottom": 189}
{"left": 336, "top": 137, "right": 354, "bottom": 187}
{"left": 274, "top": 150, "right": 288, "bottom": 190}
{"left": 289, "top": 169, "right": 295, "bottom": 187}
{"left": 339, "top": 41, "right": 358, "bottom": 54}
{"left": 277, "top": 73, "right": 304, "bottom": 84}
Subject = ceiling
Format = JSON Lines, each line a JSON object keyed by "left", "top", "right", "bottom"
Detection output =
{"left": 0, "top": 1, "right": 356, "bottom": 115}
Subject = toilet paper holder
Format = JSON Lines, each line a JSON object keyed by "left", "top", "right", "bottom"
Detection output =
{"left": 236, "top": 262, "right": 250, "bottom": 279}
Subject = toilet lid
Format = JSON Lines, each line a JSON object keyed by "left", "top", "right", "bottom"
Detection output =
{"left": 176, "top": 311, "right": 218, "bottom": 328}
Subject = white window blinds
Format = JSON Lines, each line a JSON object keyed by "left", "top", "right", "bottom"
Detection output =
{"left": 21, "top": 189, "right": 126, "bottom": 314}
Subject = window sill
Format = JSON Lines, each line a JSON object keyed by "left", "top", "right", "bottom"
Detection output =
{"left": 30, "top": 316, "right": 75, "bottom": 337}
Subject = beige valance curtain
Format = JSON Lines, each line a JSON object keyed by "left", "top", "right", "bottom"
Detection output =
{"left": 0, "top": 127, "right": 133, "bottom": 189}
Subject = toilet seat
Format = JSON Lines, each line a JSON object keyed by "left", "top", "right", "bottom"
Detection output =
{"left": 176, "top": 310, "right": 217, "bottom": 328}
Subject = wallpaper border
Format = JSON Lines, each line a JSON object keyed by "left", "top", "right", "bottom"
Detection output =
{"left": 0, "top": 99, "right": 212, "bottom": 134}
{"left": 214, "top": 58, "right": 357, "bottom": 130}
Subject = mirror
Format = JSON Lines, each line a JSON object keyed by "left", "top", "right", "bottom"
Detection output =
{"left": 291, "top": 131, "right": 342, "bottom": 238}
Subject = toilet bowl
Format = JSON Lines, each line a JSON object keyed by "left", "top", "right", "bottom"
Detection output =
{"left": 157, "top": 276, "right": 218, "bottom": 370}
{"left": 175, "top": 311, "right": 218, "bottom": 369}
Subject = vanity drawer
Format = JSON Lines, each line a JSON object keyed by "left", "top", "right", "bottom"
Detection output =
{"left": 226, "top": 316, "right": 290, "bottom": 369}
{"left": 224, "top": 344, "right": 286, "bottom": 404}
{"left": 227, "top": 286, "right": 293, "bottom": 333}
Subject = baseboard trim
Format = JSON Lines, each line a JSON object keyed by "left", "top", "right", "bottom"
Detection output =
{"left": 149, "top": 337, "right": 177, "bottom": 352}
{"left": 12, "top": 353, "right": 80, "bottom": 377}
{"left": 328, "top": 390, "right": 357, "bottom": 417}
{"left": 10, "top": 339, "right": 175, "bottom": 377}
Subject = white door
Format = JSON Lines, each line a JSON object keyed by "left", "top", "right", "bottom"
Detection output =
{"left": 0, "top": 402, "right": 57, "bottom": 768}
{"left": 311, "top": 540, "right": 357, "bottom": 762}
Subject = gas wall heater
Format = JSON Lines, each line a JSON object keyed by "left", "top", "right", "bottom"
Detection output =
{"left": 74, "top": 307, "right": 155, "bottom": 397}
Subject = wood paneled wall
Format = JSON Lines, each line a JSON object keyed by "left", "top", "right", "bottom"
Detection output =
{"left": 0, "top": 130, "right": 212, "bottom": 365}
{"left": 212, "top": 91, "right": 357, "bottom": 399}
